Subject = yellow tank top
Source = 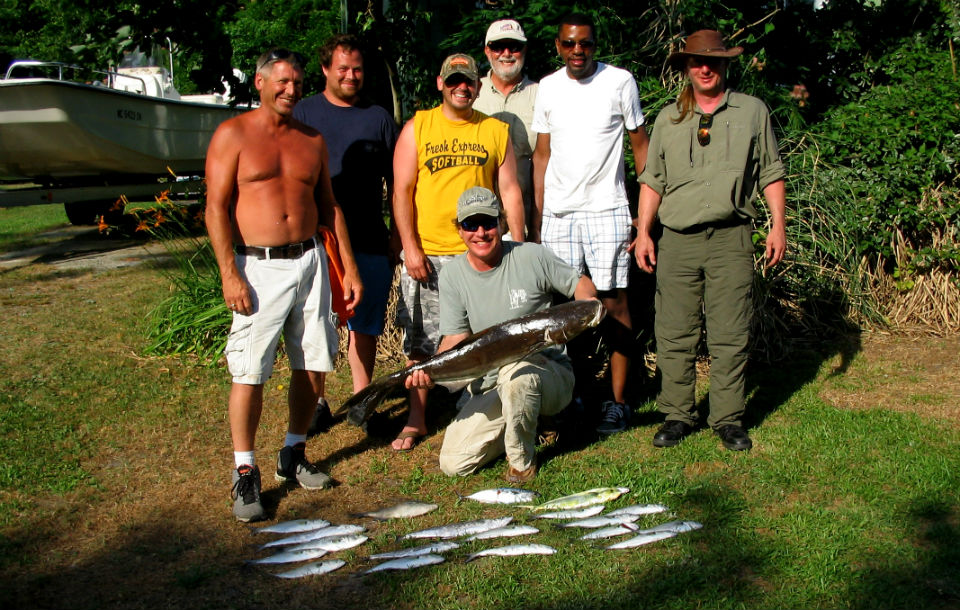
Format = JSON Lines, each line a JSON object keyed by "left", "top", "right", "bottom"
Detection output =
{"left": 414, "top": 106, "right": 509, "bottom": 255}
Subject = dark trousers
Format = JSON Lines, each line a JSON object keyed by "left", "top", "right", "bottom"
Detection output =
{"left": 654, "top": 223, "right": 754, "bottom": 428}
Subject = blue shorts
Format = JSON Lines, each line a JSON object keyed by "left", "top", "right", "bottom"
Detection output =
{"left": 347, "top": 252, "right": 393, "bottom": 336}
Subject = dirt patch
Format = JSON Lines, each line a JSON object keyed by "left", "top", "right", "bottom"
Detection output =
{"left": 819, "top": 333, "right": 960, "bottom": 424}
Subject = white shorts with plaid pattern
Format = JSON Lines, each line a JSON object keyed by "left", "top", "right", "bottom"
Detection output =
{"left": 540, "top": 205, "right": 632, "bottom": 291}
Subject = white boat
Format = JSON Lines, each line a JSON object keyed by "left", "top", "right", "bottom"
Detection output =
{"left": 0, "top": 54, "right": 249, "bottom": 223}
{"left": 0, "top": 58, "right": 246, "bottom": 181}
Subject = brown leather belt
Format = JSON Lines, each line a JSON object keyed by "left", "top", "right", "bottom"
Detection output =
{"left": 234, "top": 236, "right": 316, "bottom": 260}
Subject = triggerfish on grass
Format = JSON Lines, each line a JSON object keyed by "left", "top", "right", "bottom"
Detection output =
{"left": 343, "top": 300, "right": 606, "bottom": 426}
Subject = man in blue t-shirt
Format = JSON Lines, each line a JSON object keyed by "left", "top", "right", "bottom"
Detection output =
{"left": 294, "top": 34, "right": 399, "bottom": 431}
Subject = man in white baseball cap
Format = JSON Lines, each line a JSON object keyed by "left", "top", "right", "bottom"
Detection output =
{"left": 474, "top": 19, "right": 539, "bottom": 239}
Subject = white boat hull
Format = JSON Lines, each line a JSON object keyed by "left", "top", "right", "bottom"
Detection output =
{"left": 0, "top": 79, "right": 244, "bottom": 181}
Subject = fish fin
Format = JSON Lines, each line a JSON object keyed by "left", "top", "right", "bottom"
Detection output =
{"left": 342, "top": 382, "right": 395, "bottom": 426}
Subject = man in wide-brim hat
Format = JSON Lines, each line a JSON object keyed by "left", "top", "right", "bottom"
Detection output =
{"left": 630, "top": 29, "right": 787, "bottom": 453}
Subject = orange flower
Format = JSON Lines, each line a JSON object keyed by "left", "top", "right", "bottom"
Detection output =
{"left": 98, "top": 215, "right": 109, "bottom": 233}
{"left": 135, "top": 219, "right": 150, "bottom": 232}
{"left": 153, "top": 209, "right": 167, "bottom": 225}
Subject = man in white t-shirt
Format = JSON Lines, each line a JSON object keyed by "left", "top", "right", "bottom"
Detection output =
{"left": 531, "top": 12, "right": 648, "bottom": 438}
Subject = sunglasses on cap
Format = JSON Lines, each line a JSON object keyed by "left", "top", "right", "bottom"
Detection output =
{"left": 257, "top": 48, "right": 306, "bottom": 72}
{"left": 488, "top": 40, "right": 525, "bottom": 54}
{"left": 697, "top": 113, "right": 713, "bottom": 147}
{"left": 559, "top": 39, "right": 596, "bottom": 50}
{"left": 459, "top": 215, "right": 500, "bottom": 232}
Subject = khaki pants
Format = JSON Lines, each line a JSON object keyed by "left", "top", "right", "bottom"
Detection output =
{"left": 655, "top": 223, "right": 754, "bottom": 429}
{"left": 439, "top": 354, "right": 574, "bottom": 476}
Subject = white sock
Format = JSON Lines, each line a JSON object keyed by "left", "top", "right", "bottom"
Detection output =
{"left": 284, "top": 433, "right": 307, "bottom": 448}
{"left": 234, "top": 451, "right": 255, "bottom": 469}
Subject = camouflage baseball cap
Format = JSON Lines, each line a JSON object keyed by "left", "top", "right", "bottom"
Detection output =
{"left": 440, "top": 53, "right": 479, "bottom": 82}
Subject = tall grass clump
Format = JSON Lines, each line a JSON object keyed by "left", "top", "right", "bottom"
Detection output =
{"left": 773, "top": 38, "right": 960, "bottom": 335}
{"left": 119, "top": 192, "right": 231, "bottom": 363}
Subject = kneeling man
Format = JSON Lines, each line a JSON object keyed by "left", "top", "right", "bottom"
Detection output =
{"left": 406, "top": 187, "right": 598, "bottom": 482}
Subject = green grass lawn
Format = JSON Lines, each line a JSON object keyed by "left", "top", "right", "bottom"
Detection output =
{"left": 0, "top": 203, "right": 70, "bottom": 251}
{"left": 0, "top": 238, "right": 957, "bottom": 609}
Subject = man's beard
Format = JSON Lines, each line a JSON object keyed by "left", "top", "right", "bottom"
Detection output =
{"left": 491, "top": 57, "right": 524, "bottom": 82}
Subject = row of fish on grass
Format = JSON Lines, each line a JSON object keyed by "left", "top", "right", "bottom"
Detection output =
{"left": 244, "top": 486, "right": 702, "bottom": 579}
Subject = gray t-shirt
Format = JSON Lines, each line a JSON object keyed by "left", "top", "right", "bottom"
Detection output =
{"left": 438, "top": 241, "right": 580, "bottom": 386}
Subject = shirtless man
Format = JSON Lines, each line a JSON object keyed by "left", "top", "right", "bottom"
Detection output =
{"left": 205, "top": 48, "right": 362, "bottom": 522}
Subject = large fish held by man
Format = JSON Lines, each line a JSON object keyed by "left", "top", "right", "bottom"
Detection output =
{"left": 343, "top": 299, "right": 606, "bottom": 426}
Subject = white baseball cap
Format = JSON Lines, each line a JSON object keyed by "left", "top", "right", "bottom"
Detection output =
{"left": 484, "top": 19, "right": 527, "bottom": 45}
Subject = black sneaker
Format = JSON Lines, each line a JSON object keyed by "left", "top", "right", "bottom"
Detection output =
{"left": 307, "top": 398, "right": 334, "bottom": 436}
{"left": 231, "top": 464, "right": 265, "bottom": 522}
{"left": 596, "top": 400, "right": 631, "bottom": 437}
{"left": 275, "top": 442, "right": 333, "bottom": 490}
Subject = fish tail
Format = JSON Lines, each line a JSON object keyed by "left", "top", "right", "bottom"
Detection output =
{"left": 343, "top": 381, "right": 395, "bottom": 427}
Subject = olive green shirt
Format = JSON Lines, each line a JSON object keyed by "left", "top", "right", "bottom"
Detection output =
{"left": 639, "top": 90, "right": 785, "bottom": 231}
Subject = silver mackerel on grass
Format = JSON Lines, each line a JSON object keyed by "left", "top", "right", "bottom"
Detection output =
{"left": 461, "top": 488, "right": 541, "bottom": 505}
{"left": 534, "top": 505, "right": 605, "bottom": 520}
{"left": 368, "top": 541, "right": 460, "bottom": 561}
{"left": 580, "top": 522, "right": 642, "bottom": 540}
{"left": 605, "top": 531, "right": 677, "bottom": 549}
{"left": 364, "top": 553, "right": 445, "bottom": 574}
{"left": 605, "top": 503, "right": 669, "bottom": 517}
{"left": 344, "top": 300, "right": 606, "bottom": 425}
{"left": 288, "top": 533, "right": 369, "bottom": 552}
{"left": 401, "top": 517, "right": 513, "bottom": 540}
{"left": 560, "top": 514, "right": 642, "bottom": 529}
{"left": 257, "top": 524, "right": 366, "bottom": 550}
{"left": 246, "top": 547, "right": 329, "bottom": 565}
{"left": 465, "top": 525, "right": 539, "bottom": 541}
{"left": 353, "top": 501, "right": 439, "bottom": 520}
{"left": 271, "top": 559, "right": 346, "bottom": 579}
{"left": 466, "top": 543, "right": 557, "bottom": 562}
{"left": 250, "top": 518, "right": 331, "bottom": 535}
{"left": 636, "top": 520, "right": 703, "bottom": 535}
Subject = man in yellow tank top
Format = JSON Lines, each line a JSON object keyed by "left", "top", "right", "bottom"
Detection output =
{"left": 391, "top": 53, "right": 525, "bottom": 451}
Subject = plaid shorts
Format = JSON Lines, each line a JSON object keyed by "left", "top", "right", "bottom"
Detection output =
{"left": 395, "top": 253, "right": 456, "bottom": 358}
{"left": 540, "top": 205, "right": 632, "bottom": 291}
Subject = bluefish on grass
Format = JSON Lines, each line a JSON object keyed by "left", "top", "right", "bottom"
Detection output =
{"left": 461, "top": 488, "right": 541, "bottom": 505}
{"left": 344, "top": 300, "right": 605, "bottom": 425}
{"left": 466, "top": 543, "right": 557, "bottom": 562}
{"left": 271, "top": 559, "right": 346, "bottom": 579}
{"left": 526, "top": 487, "right": 629, "bottom": 511}
{"left": 364, "top": 553, "right": 445, "bottom": 574}
{"left": 353, "top": 501, "right": 439, "bottom": 520}
{"left": 368, "top": 541, "right": 460, "bottom": 561}
{"left": 250, "top": 518, "right": 330, "bottom": 535}
{"left": 402, "top": 517, "right": 513, "bottom": 540}
{"left": 464, "top": 525, "right": 539, "bottom": 541}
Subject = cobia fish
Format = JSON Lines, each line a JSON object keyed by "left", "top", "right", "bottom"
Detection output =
{"left": 461, "top": 488, "right": 541, "bottom": 505}
{"left": 344, "top": 300, "right": 606, "bottom": 425}
{"left": 466, "top": 543, "right": 557, "bottom": 562}
{"left": 401, "top": 517, "right": 513, "bottom": 540}
{"left": 525, "top": 487, "right": 630, "bottom": 511}
{"left": 353, "top": 501, "right": 439, "bottom": 521}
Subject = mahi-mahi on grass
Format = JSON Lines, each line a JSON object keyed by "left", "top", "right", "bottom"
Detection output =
{"left": 523, "top": 487, "right": 630, "bottom": 511}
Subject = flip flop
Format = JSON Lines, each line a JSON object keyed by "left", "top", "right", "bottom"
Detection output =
{"left": 392, "top": 430, "right": 423, "bottom": 453}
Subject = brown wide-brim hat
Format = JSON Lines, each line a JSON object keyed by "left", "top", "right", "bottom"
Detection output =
{"left": 667, "top": 29, "right": 743, "bottom": 70}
